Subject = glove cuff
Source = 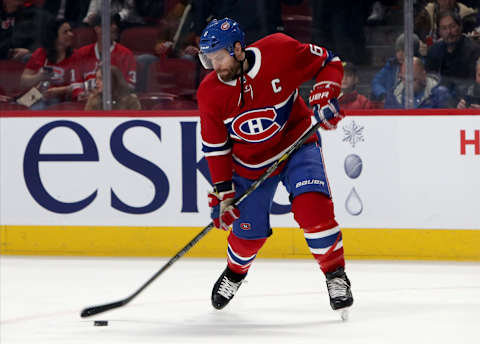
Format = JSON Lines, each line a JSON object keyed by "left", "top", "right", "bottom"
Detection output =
{"left": 214, "top": 180, "right": 234, "bottom": 193}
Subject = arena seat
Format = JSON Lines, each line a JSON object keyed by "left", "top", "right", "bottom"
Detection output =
{"left": 45, "top": 101, "right": 86, "bottom": 111}
{"left": 152, "top": 98, "right": 197, "bottom": 110}
{"left": 0, "top": 102, "right": 29, "bottom": 111}
{"left": 282, "top": 0, "right": 311, "bottom": 16}
{"left": 0, "top": 60, "right": 26, "bottom": 98}
{"left": 72, "top": 26, "right": 97, "bottom": 49}
{"left": 138, "top": 92, "right": 177, "bottom": 110}
{"left": 120, "top": 26, "right": 159, "bottom": 55}
{"left": 146, "top": 58, "right": 197, "bottom": 97}
{"left": 282, "top": 15, "right": 312, "bottom": 43}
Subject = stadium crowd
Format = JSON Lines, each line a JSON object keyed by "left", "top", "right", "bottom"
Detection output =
{"left": 1, "top": 0, "right": 480, "bottom": 111}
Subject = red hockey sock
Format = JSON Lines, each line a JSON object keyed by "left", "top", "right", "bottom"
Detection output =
{"left": 226, "top": 232, "right": 266, "bottom": 274}
{"left": 292, "top": 192, "right": 345, "bottom": 274}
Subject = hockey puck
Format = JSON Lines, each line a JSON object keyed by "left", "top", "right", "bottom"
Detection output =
{"left": 94, "top": 320, "right": 108, "bottom": 326}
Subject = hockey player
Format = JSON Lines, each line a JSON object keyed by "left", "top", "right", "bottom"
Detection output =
{"left": 197, "top": 18, "right": 353, "bottom": 318}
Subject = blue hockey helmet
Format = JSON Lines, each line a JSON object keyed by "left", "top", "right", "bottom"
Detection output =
{"left": 198, "top": 18, "right": 245, "bottom": 69}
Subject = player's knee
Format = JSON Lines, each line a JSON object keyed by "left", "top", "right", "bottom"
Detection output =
{"left": 228, "top": 231, "right": 267, "bottom": 255}
{"left": 291, "top": 192, "right": 336, "bottom": 229}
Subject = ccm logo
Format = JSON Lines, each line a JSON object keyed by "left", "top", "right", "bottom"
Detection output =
{"left": 460, "top": 130, "right": 480, "bottom": 155}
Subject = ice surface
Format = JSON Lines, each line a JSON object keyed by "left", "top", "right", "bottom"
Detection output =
{"left": 1, "top": 256, "right": 479, "bottom": 344}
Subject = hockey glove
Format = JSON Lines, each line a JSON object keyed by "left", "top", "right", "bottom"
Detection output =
{"left": 309, "top": 81, "right": 344, "bottom": 130}
{"left": 208, "top": 181, "right": 240, "bottom": 231}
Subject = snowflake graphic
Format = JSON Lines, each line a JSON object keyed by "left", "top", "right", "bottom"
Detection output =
{"left": 342, "top": 121, "right": 365, "bottom": 148}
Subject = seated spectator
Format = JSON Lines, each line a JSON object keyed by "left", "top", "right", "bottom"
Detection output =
{"left": 457, "top": 57, "right": 480, "bottom": 109}
{"left": 82, "top": 0, "right": 147, "bottom": 29}
{"left": 385, "top": 56, "right": 452, "bottom": 108}
{"left": 339, "top": 62, "right": 373, "bottom": 109}
{"left": 19, "top": 18, "right": 77, "bottom": 109}
{"left": 0, "top": 0, "right": 50, "bottom": 62}
{"left": 417, "top": 0, "right": 477, "bottom": 44}
{"left": 371, "top": 33, "right": 420, "bottom": 101}
{"left": 85, "top": 65, "right": 140, "bottom": 110}
{"left": 153, "top": 0, "right": 197, "bottom": 58}
{"left": 74, "top": 13, "right": 136, "bottom": 98}
{"left": 425, "top": 10, "right": 480, "bottom": 97}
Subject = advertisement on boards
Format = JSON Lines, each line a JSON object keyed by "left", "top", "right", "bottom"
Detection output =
{"left": 1, "top": 114, "right": 479, "bottom": 230}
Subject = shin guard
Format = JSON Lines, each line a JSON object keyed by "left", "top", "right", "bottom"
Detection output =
{"left": 226, "top": 232, "right": 266, "bottom": 275}
{"left": 292, "top": 192, "right": 345, "bottom": 274}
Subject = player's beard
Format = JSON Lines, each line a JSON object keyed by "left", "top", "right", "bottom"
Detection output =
{"left": 217, "top": 64, "right": 241, "bottom": 82}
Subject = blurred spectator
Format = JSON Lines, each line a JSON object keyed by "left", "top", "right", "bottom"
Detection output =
{"left": 425, "top": 10, "right": 480, "bottom": 96}
{"left": 385, "top": 56, "right": 452, "bottom": 108}
{"left": 42, "top": 0, "right": 90, "bottom": 27}
{"left": 371, "top": 33, "right": 421, "bottom": 101}
{"left": 339, "top": 62, "right": 373, "bottom": 109}
{"left": 19, "top": 18, "right": 77, "bottom": 109}
{"left": 417, "top": 0, "right": 477, "bottom": 44}
{"left": 83, "top": 0, "right": 147, "bottom": 28}
{"left": 311, "top": 0, "right": 369, "bottom": 65}
{"left": 0, "top": 0, "right": 50, "bottom": 61}
{"left": 135, "top": 1, "right": 195, "bottom": 92}
{"left": 457, "top": 56, "right": 480, "bottom": 108}
{"left": 191, "top": 0, "right": 301, "bottom": 46}
{"left": 366, "top": 0, "right": 399, "bottom": 24}
{"left": 153, "top": 0, "right": 197, "bottom": 58}
{"left": 75, "top": 13, "right": 136, "bottom": 98}
{"left": 85, "top": 65, "right": 140, "bottom": 110}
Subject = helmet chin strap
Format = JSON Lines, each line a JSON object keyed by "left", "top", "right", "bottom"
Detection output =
{"left": 234, "top": 52, "right": 246, "bottom": 108}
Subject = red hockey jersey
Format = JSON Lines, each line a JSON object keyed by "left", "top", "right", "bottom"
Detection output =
{"left": 26, "top": 47, "right": 78, "bottom": 88}
{"left": 73, "top": 42, "right": 137, "bottom": 93}
{"left": 197, "top": 33, "right": 343, "bottom": 184}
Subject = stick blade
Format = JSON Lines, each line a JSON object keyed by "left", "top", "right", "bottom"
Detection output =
{"left": 80, "top": 300, "right": 127, "bottom": 318}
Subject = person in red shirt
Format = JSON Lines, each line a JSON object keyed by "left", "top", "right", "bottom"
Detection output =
{"left": 74, "top": 13, "right": 136, "bottom": 99}
{"left": 338, "top": 62, "right": 373, "bottom": 109}
{"left": 197, "top": 18, "right": 353, "bottom": 318}
{"left": 20, "top": 18, "right": 77, "bottom": 109}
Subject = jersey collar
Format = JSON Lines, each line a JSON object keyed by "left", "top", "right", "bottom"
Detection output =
{"left": 94, "top": 42, "right": 117, "bottom": 60}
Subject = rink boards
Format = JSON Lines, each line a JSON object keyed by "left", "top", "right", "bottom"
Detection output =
{"left": 1, "top": 109, "right": 479, "bottom": 260}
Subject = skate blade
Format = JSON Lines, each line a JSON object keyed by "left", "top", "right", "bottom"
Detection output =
{"left": 336, "top": 308, "right": 350, "bottom": 321}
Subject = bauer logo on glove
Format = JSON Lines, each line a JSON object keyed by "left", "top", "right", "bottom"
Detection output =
{"left": 309, "top": 81, "right": 344, "bottom": 130}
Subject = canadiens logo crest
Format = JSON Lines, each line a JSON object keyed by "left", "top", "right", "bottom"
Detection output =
{"left": 231, "top": 108, "right": 281, "bottom": 142}
{"left": 240, "top": 223, "right": 251, "bottom": 230}
{"left": 221, "top": 22, "right": 230, "bottom": 30}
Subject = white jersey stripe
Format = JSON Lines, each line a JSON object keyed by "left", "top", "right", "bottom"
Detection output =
{"left": 204, "top": 148, "right": 231, "bottom": 157}
{"left": 304, "top": 226, "right": 340, "bottom": 239}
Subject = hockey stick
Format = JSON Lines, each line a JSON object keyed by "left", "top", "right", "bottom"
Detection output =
{"left": 80, "top": 121, "right": 322, "bottom": 318}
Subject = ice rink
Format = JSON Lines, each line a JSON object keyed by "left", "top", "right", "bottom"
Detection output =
{"left": 1, "top": 256, "right": 479, "bottom": 344}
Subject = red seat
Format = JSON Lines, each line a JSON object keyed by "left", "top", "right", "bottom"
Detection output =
{"left": 146, "top": 58, "right": 197, "bottom": 96}
{"left": 282, "top": 15, "right": 312, "bottom": 43}
{"left": 138, "top": 92, "right": 177, "bottom": 110}
{"left": 45, "top": 101, "right": 86, "bottom": 111}
{"left": 282, "top": 0, "right": 312, "bottom": 17}
{"left": 152, "top": 98, "right": 197, "bottom": 110}
{"left": 120, "top": 26, "right": 159, "bottom": 55}
{"left": 0, "top": 60, "right": 26, "bottom": 98}
{"left": 0, "top": 102, "right": 29, "bottom": 111}
{"left": 72, "top": 27, "right": 97, "bottom": 49}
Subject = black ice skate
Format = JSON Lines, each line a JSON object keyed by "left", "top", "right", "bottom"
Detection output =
{"left": 211, "top": 267, "right": 246, "bottom": 310}
{"left": 326, "top": 266, "right": 353, "bottom": 320}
